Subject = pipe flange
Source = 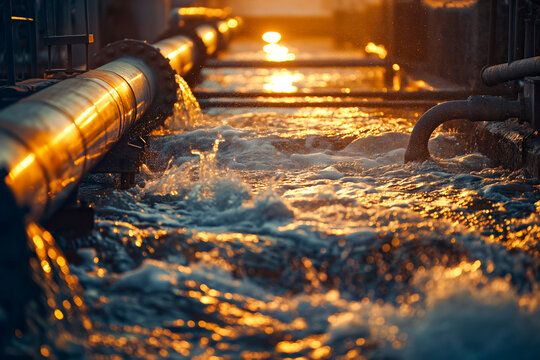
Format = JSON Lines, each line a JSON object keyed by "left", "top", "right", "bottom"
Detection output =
{"left": 92, "top": 39, "right": 179, "bottom": 133}
{"left": 155, "top": 27, "right": 208, "bottom": 85}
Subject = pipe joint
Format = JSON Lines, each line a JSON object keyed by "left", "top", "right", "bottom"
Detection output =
{"left": 92, "top": 39, "right": 179, "bottom": 131}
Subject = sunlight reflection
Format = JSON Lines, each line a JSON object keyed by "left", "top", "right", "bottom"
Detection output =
{"left": 365, "top": 42, "right": 388, "bottom": 59}
{"left": 263, "top": 71, "right": 303, "bottom": 93}
{"left": 263, "top": 44, "right": 295, "bottom": 62}
{"left": 261, "top": 31, "right": 295, "bottom": 62}
{"left": 262, "top": 31, "right": 282, "bottom": 44}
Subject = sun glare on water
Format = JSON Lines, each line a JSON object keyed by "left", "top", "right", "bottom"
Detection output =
{"left": 262, "top": 31, "right": 282, "bottom": 44}
{"left": 261, "top": 31, "right": 295, "bottom": 62}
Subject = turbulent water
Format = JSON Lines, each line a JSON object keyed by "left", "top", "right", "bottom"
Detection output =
{"left": 28, "top": 38, "right": 540, "bottom": 359}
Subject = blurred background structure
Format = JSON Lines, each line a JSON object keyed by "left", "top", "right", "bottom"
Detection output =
{"left": 0, "top": 0, "right": 515, "bottom": 90}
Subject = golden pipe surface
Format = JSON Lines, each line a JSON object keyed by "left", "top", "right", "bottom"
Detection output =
{"left": 0, "top": 57, "right": 154, "bottom": 220}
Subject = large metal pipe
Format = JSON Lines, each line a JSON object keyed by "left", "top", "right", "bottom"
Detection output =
{"left": 0, "top": 23, "right": 223, "bottom": 222}
{"left": 0, "top": 56, "right": 155, "bottom": 220}
{"left": 166, "top": 7, "right": 234, "bottom": 57}
{"left": 170, "top": 7, "right": 230, "bottom": 27}
{"left": 154, "top": 35, "right": 195, "bottom": 76}
{"left": 196, "top": 24, "right": 219, "bottom": 57}
{"left": 0, "top": 12, "right": 238, "bottom": 354}
{"left": 404, "top": 96, "right": 522, "bottom": 163}
{"left": 155, "top": 11, "right": 235, "bottom": 83}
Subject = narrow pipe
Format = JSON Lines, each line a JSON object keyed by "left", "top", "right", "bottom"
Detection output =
{"left": 155, "top": 18, "right": 227, "bottom": 80}
{"left": 404, "top": 96, "right": 522, "bottom": 163}
{"left": 193, "top": 89, "right": 484, "bottom": 100}
{"left": 525, "top": 17, "right": 534, "bottom": 59}
{"left": 198, "top": 99, "right": 438, "bottom": 109}
{"left": 205, "top": 58, "right": 388, "bottom": 68}
{"left": 481, "top": 56, "right": 540, "bottom": 86}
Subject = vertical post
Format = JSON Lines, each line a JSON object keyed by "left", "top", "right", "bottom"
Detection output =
{"left": 509, "top": 0, "right": 517, "bottom": 63}
{"left": 533, "top": 14, "right": 540, "bottom": 56}
{"left": 383, "top": 0, "right": 395, "bottom": 89}
{"left": 525, "top": 16, "right": 534, "bottom": 59}
{"left": 67, "top": 44, "right": 73, "bottom": 72}
{"left": 44, "top": 0, "right": 53, "bottom": 72}
{"left": 84, "top": 0, "right": 90, "bottom": 71}
{"left": 52, "top": 0, "right": 57, "bottom": 32}
{"left": 29, "top": 0, "right": 38, "bottom": 78}
{"left": 4, "top": 0, "right": 16, "bottom": 85}
{"left": 488, "top": 0, "right": 498, "bottom": 65}
{"left": 48, "top": 46, "right": 52, "bottom": 72}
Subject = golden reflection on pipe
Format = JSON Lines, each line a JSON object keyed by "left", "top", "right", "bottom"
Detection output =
{"left": 154, "top": 36, "right": 195, "bottom": 75}
{"left": 8, "top": 153, "right": 36, "bottom": 180}
{"left": 0, "top": 56, "right": 154, "bottom": 220}
{"left": 196, "top": 25, "right": 219, "bottom": 56}
{"left": 175, "top": 7, "right": 230, "bottom": 18}
{"left": 0, "top": 19, "right": 221, "bottom": 220}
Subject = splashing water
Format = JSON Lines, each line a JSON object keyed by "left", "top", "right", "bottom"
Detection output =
{"left": 71, "top": 99, "right": 540, "bottom": 358}
{"left": 164, "top": 75, "right": 203, "bottom": 133}
{"left": 14, "top": 38, "right": 540, "bottom": 359}
{"left": 191, "top": 135, "right": 224, "bottom": 183}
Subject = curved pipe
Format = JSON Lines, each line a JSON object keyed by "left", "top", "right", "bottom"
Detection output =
{"left": 404, "top": 96, "right": 522, "bottom": 163}
{"left": 482, "top": 56, "right": 540, "bottom": 86}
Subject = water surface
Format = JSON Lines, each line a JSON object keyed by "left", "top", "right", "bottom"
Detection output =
{"left": 44, "top": 37, "right": 540, "bottom": 359}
